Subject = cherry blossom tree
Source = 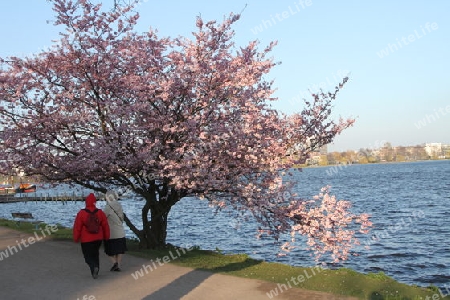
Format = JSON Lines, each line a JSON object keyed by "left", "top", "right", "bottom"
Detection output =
{"left": 0, "top": 0, "right": 371, "bottom": 261}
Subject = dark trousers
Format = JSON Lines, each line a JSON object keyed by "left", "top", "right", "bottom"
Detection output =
{"left": 81, "top": 240, "right": 102, "bottom": 273}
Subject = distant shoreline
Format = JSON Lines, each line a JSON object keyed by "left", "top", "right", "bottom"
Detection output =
{"left": 298, "top": 158, "right": 449, "bottom": 169}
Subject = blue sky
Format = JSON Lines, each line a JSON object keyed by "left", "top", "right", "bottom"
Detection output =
{"left": 1, "top": 1, "right": 449, "bottom": 151}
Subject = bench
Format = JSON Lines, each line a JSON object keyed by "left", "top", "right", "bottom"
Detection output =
{"left": 11, "top": 212, "right": 43, "bottom": 230}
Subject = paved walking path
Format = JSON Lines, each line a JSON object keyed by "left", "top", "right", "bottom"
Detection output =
{"left": 0, "top": 226, "right": 357, "bottom": 300}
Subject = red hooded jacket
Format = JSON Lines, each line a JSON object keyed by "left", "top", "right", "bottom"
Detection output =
{"left": 73, "top": 193, "right": 110, "bottom": 243}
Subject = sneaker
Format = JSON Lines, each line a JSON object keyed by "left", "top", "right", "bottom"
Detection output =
{"left": 114, "top": 267, "right": 121, "bottom": 272}
{"left": 92, "top": 267, "right": 99, "bottom": 279}
{"left": 110, "top": 263, "right": 118, "bottom": 271}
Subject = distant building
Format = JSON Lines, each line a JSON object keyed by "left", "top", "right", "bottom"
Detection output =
{"left": 424, "top": 143, "right": 442, "bottom": 157}
{"left": 443, "top": 144, "right": 450, "bottom": 158}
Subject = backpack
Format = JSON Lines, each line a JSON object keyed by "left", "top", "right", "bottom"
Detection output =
{"left": 83, "top": 209, "right": 100, "bottom": 234}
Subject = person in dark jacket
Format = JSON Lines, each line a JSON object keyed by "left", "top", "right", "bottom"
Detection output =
{"left": 73, "top": 193, "right": 110, "bottom": 279}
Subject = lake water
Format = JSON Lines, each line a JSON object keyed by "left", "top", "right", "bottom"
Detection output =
{"left": 0, "top": 160, "right": 449, "bottom": 289}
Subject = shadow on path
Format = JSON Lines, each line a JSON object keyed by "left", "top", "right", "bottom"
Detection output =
{"left": 142, "top": 258, "right": 263, "bottom": 299}
{"left": 142, "top": 269, "right": 212, "bottom": 300}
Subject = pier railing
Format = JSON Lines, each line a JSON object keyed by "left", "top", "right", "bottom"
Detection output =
{"left": 0, "top": 192, "right": 105, "bottom": 203}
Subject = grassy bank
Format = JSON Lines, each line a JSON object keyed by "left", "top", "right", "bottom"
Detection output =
{"left": 0, "top": 219, "right": 447, "bottom": 300}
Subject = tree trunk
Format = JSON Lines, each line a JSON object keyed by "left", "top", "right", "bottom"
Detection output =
{"left": 123, "top": 183, "right": 182, "bottom": 249}
{"left": 139, "top": 207, "right": 169, "bottom": 248}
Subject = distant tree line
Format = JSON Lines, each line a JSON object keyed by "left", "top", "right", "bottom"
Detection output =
{"left": 309, "top": 143, "right": 450, "bottom": 166}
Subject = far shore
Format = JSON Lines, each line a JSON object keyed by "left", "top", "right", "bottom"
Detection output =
{"left": 297, "top": 157, "right": 449, "bottom": 169}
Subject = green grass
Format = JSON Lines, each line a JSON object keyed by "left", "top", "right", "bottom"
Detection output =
{"left": 1, "top": 219, "right": 448, "bottom": 300}
{"left": 128, "top": 245, "right": 447, "bottom": 300}
{"left": 0, "top": 218, "right": 73, "bottom": 239}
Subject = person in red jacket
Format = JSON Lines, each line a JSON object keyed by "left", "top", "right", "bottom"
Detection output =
{"left": 73, "top": 193, "right": 110, "bottom": 279}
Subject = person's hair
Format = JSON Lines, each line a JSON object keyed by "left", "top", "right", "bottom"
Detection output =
{"left": 105, "top": 190, "right": 119, "bottom": 202}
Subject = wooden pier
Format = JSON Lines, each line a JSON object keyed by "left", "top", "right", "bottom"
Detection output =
{"left": 0, "top": 193, "right": 104, "bottom": 203}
